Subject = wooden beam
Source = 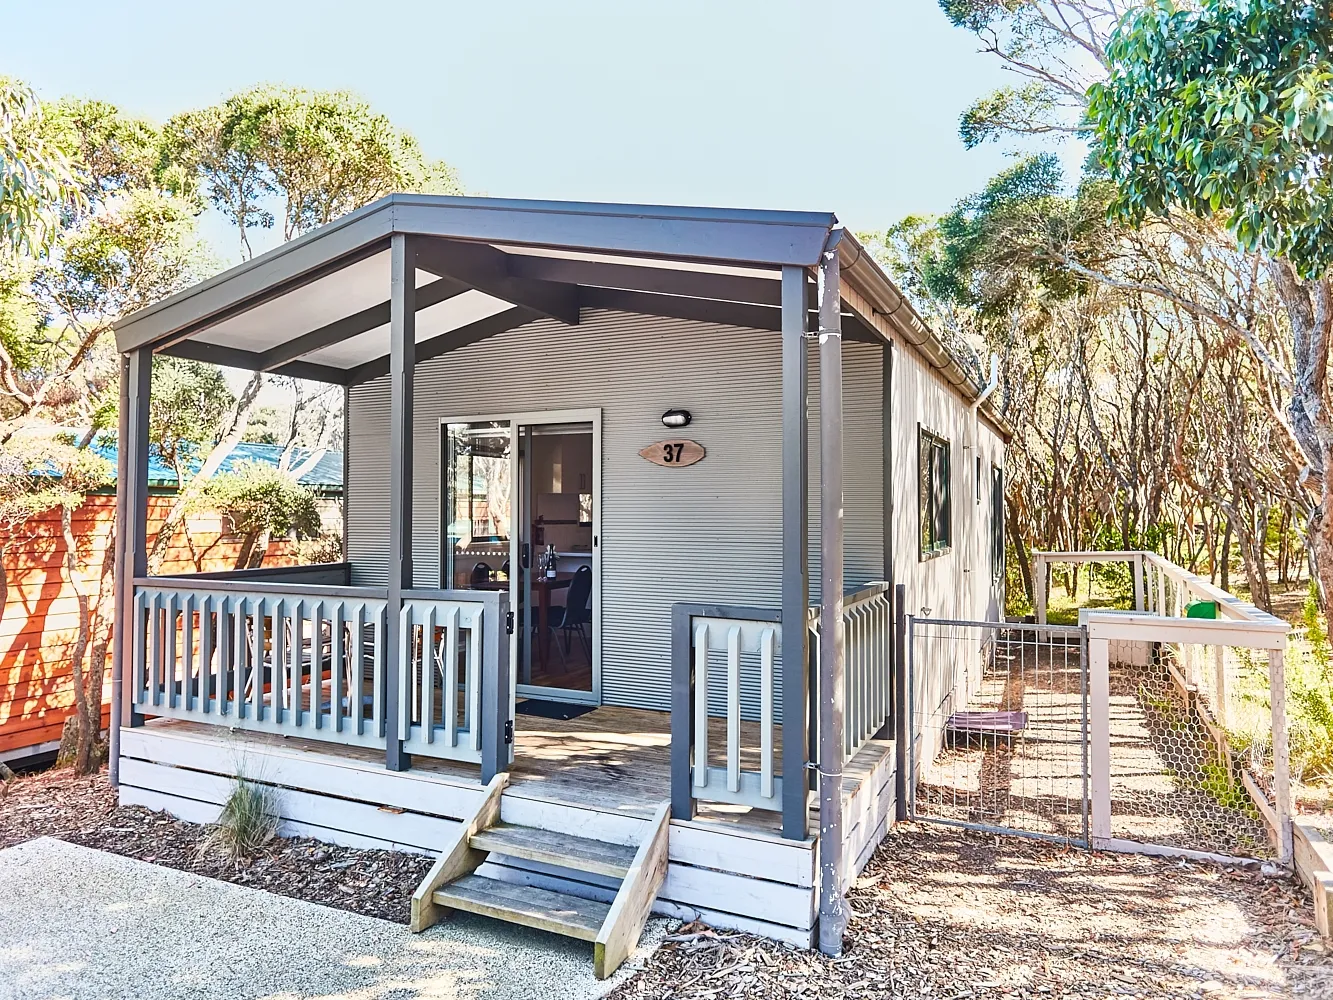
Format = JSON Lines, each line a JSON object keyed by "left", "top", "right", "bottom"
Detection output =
{"left": 415, "top": 237, "right": 580, "bottom": 325}
{"left": 256, "top": 276, "right": 468, "bottom": 371}
{"left": 507, "top": 253, "right": 785, "bottom": 305}
{"left": 161, "top": 338, "right": 349, "bottom": 385}
{"left": 384, "top": 233, "right": 415, "bottom": 773}
{"left": 346, "top": 306, "right": 540, "bottom": 385}
{"left": 780, "top": 264, "right": 809, "bottom": 841}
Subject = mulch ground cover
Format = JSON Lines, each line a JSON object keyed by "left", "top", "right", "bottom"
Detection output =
{"left": 611, "top": 826, "right": 1333, "bottom": 1000}
{"left": 0, "top": 764, "right": 431, "bottom": 923}
{"left": 6, "top": 765, "right": 1333, "bottom": 997}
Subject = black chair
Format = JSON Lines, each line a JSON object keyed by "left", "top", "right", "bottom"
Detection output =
{"left": 470, "top": 561, "right": 492, "bottom": 587}
{"left": 547, "top": 564, "right": 592, "bottom": 663}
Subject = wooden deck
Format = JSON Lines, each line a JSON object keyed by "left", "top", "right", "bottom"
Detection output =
{"left": 133, "top": 703, "right": 889, "bottom": 836}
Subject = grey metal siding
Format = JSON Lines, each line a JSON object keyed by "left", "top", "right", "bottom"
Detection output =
{"left": 347, "top": 311, "right": 888, "bottom": 714}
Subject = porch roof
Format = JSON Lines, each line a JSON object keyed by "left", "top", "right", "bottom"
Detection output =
{"left": 113, "top": 194, "right": 1005, "bottom": 431}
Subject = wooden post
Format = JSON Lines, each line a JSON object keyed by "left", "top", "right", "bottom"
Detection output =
{"left": 480, "top": 591, "right": 512, "bottom": 782}
{"left": 1270, "top": 646, "right": 1293, "bottom": 864}
{"left": 1034, "top": 553, "right": 1047, "bottom": 626}
{"left": 1212, "top": 644, "right": 1228, "bottom": 729}
{"left": 780, "top": 264, "right": 809, "bottom": 840}
{"left": 670, "top": 602, "right": 696, "bottom": 822}
{"left": 1089, "top": 635, "right": 1112, "bottom": 846}
{"left": 384, "top": 234, "right": 416, "bottom": 772}
{"left": 1132, "top": 554, "right": 1145, "bottom": 612}
{"left": 815, "top": 239, "right": 847, "bottom": 956}
{"left": 1156, "top": 565, "right": 1166, "bottom": 617}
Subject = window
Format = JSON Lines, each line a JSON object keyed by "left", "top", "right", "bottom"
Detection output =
{"left": 918, "top": 428, "right": 952, "bottom": 558}
{"left": 991, "top": 464, "right": 1005, "bottom": 581}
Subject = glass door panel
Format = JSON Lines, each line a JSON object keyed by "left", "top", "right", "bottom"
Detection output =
{"left": 442, "top": 421, "right": 513, "bottom": 591}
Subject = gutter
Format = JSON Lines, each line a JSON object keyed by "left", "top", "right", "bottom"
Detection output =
{"left": 837, "top": 231, "right": 1011, "bottom": 440}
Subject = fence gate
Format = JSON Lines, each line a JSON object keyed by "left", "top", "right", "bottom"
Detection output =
{"left": 908, "top": 618, "right": 1091, "bottom": 846}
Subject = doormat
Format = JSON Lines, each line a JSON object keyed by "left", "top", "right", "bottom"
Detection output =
{"left": 515, "top": 699, "right": 597, "bottom": 721}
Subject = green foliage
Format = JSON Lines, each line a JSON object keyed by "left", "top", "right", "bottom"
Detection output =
{"left": 36, "top": 189, "right": 216, "bottom": 325}
{"left": 1089, "top": 0, "right": 1333, "bottom": 277}
{"left": 0, "top": 78, "right": 85, "bottom": 256}
{"left": 960, "top": 83, "right": 1060, "bottom": 148}
{"left": 37, "top": 98, "right": 166, "bottom": 206}
{"left": 149, "top": 357, "right": 234, "bottom": 475}
{"left": 195, "top": 461, "right": 322, "bottom": 540}
{"left": 1198, "top": 759, "right": 1257, "bottom": 815}
{"left": 0, "top": 436, "right": 113, "bottom": 529}
{"left": 162, "top": 85, "right": 463, "bottom": 254}
{"left": 207, "top": 776, "right": 278, "bottom": 860}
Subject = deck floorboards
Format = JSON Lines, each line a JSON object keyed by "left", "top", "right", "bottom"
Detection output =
{"left": 141, "top": 704, "right": 890, "bottom": 837}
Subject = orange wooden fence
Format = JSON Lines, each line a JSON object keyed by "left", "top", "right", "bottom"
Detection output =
{"left": 0, "top": 494, "right": 305, "bottom": 759}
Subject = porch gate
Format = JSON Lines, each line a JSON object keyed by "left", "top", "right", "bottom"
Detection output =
{"left": 908, "top": 617, "right": 1091, "bottom": 846}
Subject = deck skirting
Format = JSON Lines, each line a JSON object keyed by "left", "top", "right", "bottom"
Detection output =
{"left": 117, "top": 722, "right": 899, "bottom": 949}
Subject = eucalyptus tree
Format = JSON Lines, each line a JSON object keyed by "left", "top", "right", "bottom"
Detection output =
{"left": 1087, "top": 0, "right": 1333, "bottom": 624}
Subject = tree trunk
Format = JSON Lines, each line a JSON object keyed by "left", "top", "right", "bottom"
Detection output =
{"left": 57, "top": 505, "right": 96, "bottom": 774}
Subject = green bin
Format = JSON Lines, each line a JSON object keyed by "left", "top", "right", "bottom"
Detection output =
{"left": 1184, "top": 600, "right": 1217, "bottom": 619}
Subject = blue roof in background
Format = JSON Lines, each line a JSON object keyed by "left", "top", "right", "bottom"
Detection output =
{"left": 85, "top": 436, "right": 343, "bottom": 491}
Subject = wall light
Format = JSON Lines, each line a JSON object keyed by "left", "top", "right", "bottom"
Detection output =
{"left": 661, "top": 409, "right": 692, "bottom": 428}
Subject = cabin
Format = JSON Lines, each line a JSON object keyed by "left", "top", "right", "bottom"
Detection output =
{"left": 107, "top": 195, "right": 1008, "bottom": 970}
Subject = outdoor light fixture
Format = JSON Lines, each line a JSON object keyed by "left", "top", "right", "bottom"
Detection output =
{"left": 661, "top": 409, "right": 692, "bottom": 428}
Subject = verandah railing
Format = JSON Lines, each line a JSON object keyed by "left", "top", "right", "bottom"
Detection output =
{"left": 669, "top": 584, "right": 897, "bottom": 836}
{"left": 130, "top": 576, "right": 511, "bottom": 775}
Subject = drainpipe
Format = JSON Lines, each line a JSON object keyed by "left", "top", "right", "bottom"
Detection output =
{"left": 817, "top": 231, "right": 848, "bottom": 956}
{"left": 964, "top": 355, "right": 1000, "bottom": 577}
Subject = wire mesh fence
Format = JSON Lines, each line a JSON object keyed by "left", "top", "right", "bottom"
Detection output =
{"left": 1103, "top": 637, "right": 1278, "bottom": 860}
{"left": 908, "top": 618, "right": 1089, "bottom": 845}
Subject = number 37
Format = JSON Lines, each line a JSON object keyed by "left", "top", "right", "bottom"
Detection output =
{"left": 662, "top": 442, "right": 685, "bottom": 463}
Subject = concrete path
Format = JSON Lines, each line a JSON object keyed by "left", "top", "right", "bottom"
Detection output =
{"left": 0, "top": 837, "right": 663, "bottom": 1000}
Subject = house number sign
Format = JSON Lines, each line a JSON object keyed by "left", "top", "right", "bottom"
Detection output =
{"left": 640, "top": 439, "right": 705, "bottom": 467}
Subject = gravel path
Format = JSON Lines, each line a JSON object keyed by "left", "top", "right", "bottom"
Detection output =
{"left": 0, "top": 837, "right": 663, "bottom": 1000}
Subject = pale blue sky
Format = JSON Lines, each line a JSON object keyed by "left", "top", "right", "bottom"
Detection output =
{"left": 2, "top": 0, "right": 1040, "bottom": 264}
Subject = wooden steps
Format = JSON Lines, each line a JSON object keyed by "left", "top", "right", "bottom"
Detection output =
{"left": 470, "top": 823, "right": 638, "bottom": 878}
{"left": 432, "top": 873, "right": 611, "bottom": 941}
{"left": 411, "top": 781, "right": 670, "bottom": 980}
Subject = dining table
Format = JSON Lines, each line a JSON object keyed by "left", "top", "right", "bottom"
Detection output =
{"left": 473, "top": 571, "right": 573, "bottom": 673}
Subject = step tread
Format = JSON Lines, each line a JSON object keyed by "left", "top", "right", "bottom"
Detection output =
{"left": 470, "top": 823, "right": 638, "bottom": 878}
{"left": 433, "top": 874, "right": 610, "bottom": 941}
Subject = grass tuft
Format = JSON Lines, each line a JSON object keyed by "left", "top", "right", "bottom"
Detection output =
{"left": 206, "top": 776, "right": 278, "bottom": 861}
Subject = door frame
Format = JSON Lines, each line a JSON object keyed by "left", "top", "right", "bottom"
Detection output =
{"left": 438, "top": 407, "right": 602, "bottom": 707}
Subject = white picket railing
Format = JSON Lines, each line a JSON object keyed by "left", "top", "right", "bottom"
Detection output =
{"left": 840, "top": 582, "right": 894, "bottom": 760}
{"left": 399, "top": 592, "right": 489, "bottom": 763}
{"left": 131, "top": 578, "right": 388, "bottom": 749}
{"left": 690, "top": 615, "right": 782, "bottom": 811}
{"left": 808, "top": 581, "right": 895, "bottom": 764}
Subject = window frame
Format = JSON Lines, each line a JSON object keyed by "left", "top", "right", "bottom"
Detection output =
{"left": 918, "top": 426, "right": 953, "bottom": 560}
{"left": 990, "top": 463, "right": 1005, "bottom": 582}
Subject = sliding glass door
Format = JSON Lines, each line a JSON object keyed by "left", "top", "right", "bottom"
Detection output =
{"left": 442, "top": 409, "right": 601, "bottom": 706}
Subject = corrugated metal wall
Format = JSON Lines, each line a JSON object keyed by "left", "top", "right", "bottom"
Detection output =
{"left": 346, "top": 308, "right": 886, "bottom": 714}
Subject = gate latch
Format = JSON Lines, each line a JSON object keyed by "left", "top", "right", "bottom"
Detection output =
{"left": 504, "top": 719, "right": 514, "bottom": 744}
{"left": 505, "top": 611, "right": 515, "bottom": 635}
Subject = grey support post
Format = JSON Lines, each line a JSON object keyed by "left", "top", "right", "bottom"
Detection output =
{"left": 816, "top": 235, "right": 848, "bottom": 956}
{"left": 117, "top": 349, "right": 151, "bottom": 738}
{"left": 384, "top": 234, "right": 416, "bottom": 772}
{"left": 780, "top": 264, "right": 810, "bottom": 841}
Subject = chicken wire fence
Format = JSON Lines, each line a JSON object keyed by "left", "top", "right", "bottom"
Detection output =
{"left": 1106, "top": 634, "right": 1284, "bottom": 862}
{"left": 908, "top": 618, "right": 1090, "bottom": 846}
